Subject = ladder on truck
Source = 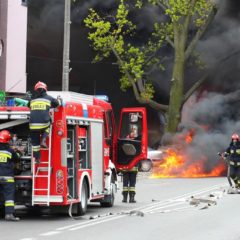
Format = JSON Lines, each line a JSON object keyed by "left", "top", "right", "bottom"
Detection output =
{"left": 32, "top": 125, "right": 52, "bottom": 206}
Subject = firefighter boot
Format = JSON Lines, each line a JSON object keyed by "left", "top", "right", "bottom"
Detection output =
{"left": 5, "top": 214, "right": 20, "bottom": 221}
{"left": 233, "top": 178, "right": 238, "bottom": 189}
{"left": 40, "top": 132, "right": 48, "bottom": 149}
{"left": 33, "top": 151, "right": 40, "bottom": 164}
{"left": 236, "top": 180, "right": 240, "bottom": 190}
{"left": 122, "top": 192, "right": 128, "bottom": 203}
{"left": 129, "top": 192, "right": 136, "bottom": 203}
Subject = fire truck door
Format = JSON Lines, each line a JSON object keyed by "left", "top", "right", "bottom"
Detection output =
{"left": 116, "top": 108, "right": 148, "bottom": 170}
{"left": 67, "top": 125, "right": 78, "bottom": 199}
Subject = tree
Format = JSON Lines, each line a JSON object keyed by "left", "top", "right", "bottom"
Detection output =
{"left": 84, "top": 0, "right": 217, "bottom": 133}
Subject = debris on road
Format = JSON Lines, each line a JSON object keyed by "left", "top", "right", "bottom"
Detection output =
{"left": 88, "top": 210, "right": 144, "bottom": 220}
{"left": 189, "top": 196, "right": 217, "bottom": 206}
{"left": 128, "top": 210, "right": 144, "bottom": 217}
{"left": 188, "top": 189, "right": 227, "bottom": 210}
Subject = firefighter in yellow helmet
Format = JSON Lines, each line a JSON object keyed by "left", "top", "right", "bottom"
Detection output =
{"left": 0, "top": 130, "right": 21, "bottom": 221}
{"left": 29, "top": 82, "right": 61, "bottom": 162}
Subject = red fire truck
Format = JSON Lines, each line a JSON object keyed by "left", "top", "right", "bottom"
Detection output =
{"left": 0, "top": 91, "right": 148, "bottom": 215}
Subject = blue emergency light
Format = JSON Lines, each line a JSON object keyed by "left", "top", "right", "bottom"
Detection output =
{"left": 6, "top": 99, "right": 15, "bottom": 106}
{"left": 95, "top": 95, "right": 109, "bottom": 102}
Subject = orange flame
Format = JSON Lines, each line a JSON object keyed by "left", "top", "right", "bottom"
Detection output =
{"left": 151, "top": 148, "right": 226, "bottom": 179}
{"left": 185, "top": 133, "right": 193, "bottom": 144}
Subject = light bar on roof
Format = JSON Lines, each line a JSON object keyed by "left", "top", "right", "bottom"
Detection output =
{"left": 95, "top": 95, "right": 109, "bottom": 102}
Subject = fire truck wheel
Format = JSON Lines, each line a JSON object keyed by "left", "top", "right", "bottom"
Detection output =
{"left": 100, "top": 175, "right": 115, "bottom": 208}
{"left": 77, "top": 180, "right": 88, "bottom": 216}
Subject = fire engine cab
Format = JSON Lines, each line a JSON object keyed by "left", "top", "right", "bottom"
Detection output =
{"left": 0, "top": 91, "right": 148, "bottom": 215}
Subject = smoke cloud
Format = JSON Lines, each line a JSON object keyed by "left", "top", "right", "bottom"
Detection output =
{"left": 172, "top": 0, "right": 240, "bottom": 173}
{"left": 27, "top": 0, "right": 240, "bottom": 150}
{"left": 179, "top": 89, "right": 240, "bottom": 172}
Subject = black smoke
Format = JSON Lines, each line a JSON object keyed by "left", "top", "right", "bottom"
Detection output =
{"left": 177, "top": 0, "right": 240, "bottom": 171}
{"left": 27, "top": 0, "right": 240, "bottom": 149}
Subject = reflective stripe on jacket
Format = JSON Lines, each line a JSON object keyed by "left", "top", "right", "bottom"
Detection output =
{"left": 225, "top": 141, "right": 240, "bottom": 163}
{"left": 0, "top": 143, "right": 19, "bottom": 177}
{"left": 121, "top": 166, "right": 138, "bottom": 172}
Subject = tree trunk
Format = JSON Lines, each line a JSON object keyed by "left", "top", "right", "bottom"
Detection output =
{"left": 165, "top": 27, "right": 186, "bottom": 133}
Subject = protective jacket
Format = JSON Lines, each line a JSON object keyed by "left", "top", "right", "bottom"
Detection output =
{"left": 0, "top": 143, "right": 20, "bottom": 177}
{"left": 225, "top": 141, "right": 240, "bottom": 165}
{"left": 29, "top": 92, "right": 60, "bottom": 130}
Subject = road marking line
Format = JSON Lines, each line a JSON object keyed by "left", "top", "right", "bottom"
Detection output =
{"left": 40, "top": 231, "right": 61, "bottom": 236}
{"left": 69, "top": 215, "right": 125, "bottom": 231}
{"left": 56, "top": 215, "right": 117, "bottom": 231}
{"left": 148, "top": 206, "right": 192, "bottom": 214}
{"left": 19, "top": 238, "right": 36, "bottom": 240}
{"left": 144, "top": 202, "right": 186, "bottom": 213}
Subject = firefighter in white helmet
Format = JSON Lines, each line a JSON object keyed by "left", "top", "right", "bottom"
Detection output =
{"left": 122, "top": 123, "right": 140, "bottom": 203}
{"left": 29, "top": 81, "right": 62, "bottom": 162}
{"left": 223, "top": 133, "right": 240, "bottom": 188}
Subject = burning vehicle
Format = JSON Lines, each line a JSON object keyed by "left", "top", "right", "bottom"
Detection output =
{"left": 151, "top": 127, "right": 227, "bottom": 179}
{"left": 147, "top": 147, "right": 163, "bottom": 162}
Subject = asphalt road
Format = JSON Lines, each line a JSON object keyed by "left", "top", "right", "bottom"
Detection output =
{"left": 0, "top": 176, "right": 239, "bottom": 240}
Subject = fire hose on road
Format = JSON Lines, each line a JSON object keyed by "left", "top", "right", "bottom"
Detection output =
{"left": 67, "top": 184, "right": 228, "bottom": 221}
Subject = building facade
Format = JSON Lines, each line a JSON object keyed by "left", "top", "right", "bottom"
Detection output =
{"left": 0, "top": 0, "right": 27, "bottom": 93}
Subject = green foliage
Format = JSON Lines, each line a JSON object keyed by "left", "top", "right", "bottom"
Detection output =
{"left": 155, "top": 0, "right": 213, "bottom": 28}
{"left": 135, "top": 0, "right": 143, "bottom": 8}
{"left": 194, "top": 0, "right": 213, "bottom": 27}
{"left": 192, "top": 52, "right": 206, "bottom": 70}
{"left": 84, "top": 0, "right": 216, "bottom": 106}
{"left": 84, "top": 0, "right": 161, "bottom": 100}
{"left": 140, "top": 83, "right": 155, "bottom": 100}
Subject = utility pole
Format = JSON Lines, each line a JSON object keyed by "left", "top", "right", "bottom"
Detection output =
{"left": 62, "top": 0, "right": 71, "bottom": 91}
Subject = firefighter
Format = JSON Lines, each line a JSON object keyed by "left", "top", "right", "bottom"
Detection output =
{"left": 122, "top": 124, "right": 139, "bottom": 203}
{"left": 0, "top": 130, "right": 21, "bottom": 221}
{"left": 223, "top": 133, "right": 240, "bottom": 188}
{"left": 29, "top": 81, "right": 61, "bottom": 162}
{"left": 122, "top": 165, "right": 138, "bottom": 203}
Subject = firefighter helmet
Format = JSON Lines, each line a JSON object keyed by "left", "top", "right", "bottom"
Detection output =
{"left": 34, "top": 81, "right": 47, "bottom": 91}
{"left": 232, "top": 133, "right": 239, "bottom": 141}
{"left": 0, "top": 130, "right": 11, "bottom": 143}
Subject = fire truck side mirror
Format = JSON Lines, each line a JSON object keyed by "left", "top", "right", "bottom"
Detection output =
{"left": 122, "top": 143, "right": 137, "bottom": 156}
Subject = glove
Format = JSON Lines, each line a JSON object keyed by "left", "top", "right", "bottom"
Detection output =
{"left": 57, "top": 96, "right": 66, "bottom": 107}
{"left": 223, "top": 152, "right": 228, "bottom": 158}
{"left": 218, "top": 152, "right": 226, "bottom": 159}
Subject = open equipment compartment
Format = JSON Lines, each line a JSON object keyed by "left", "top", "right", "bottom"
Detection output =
{"left": 0, "top": 110, "right": 33, "bottom": 204}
